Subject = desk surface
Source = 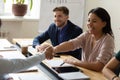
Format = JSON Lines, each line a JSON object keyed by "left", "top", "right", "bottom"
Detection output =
{"left": 13, "top": 38, "right": 107, "bottom": 80}
{"left": 0, "top": 39, "right": 17, "bottom": 51}
{"left": 28, "top": 47, "right": 107, "bottom": 80}
{"left": 42, "top": 57, "right": 107, "bottom": 80}
{"left": 0, "top": 51, "right": 52, "bottom": 80}
{"left": 0, "top": 39, "right": 52, "bottom": 80}
{"left": 12, "top": 38, "right": 33, "bottom": 47}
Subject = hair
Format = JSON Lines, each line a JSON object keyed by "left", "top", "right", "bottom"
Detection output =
{"left": 53, "top": 6, "right": 69, "bottom": 16}
{"left": 88, "top": 7, "right": 114, "bottom": 37}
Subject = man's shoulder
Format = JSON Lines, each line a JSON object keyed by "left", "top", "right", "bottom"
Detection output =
{"left": 48, "top": 23, "right": 57, "bottom": 29}
{"left": 69, "top": 24, "right": 83, "bottom": 32}
{"left": 68, "top": 21, "right": 82, "bottom": 29}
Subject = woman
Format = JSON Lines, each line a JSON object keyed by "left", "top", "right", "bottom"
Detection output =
{"left": 102, "top": 51, "right": 120, "bottom": 80}
{"left": 47, "top": 7, "right": 115, "bottom": 71}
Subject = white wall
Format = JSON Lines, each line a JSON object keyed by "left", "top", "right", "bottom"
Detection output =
{"left": 83, "top": 0, "right": 120, "bottom": 52}
{"left": 1, "top": 0, "right": 120, "bottom": 52}
{"left": 39, "top": 0, "right": 85, "bottom": 33}
{"left": 1, "top": 20, "right": 39, "bottom": 42}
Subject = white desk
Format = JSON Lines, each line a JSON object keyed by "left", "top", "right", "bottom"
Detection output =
{"left": 13, "top": 38, "right": 107, "bottom": 80}
{"left": 0, "top": 39, "right": 52, "bottom": 80}
{"left": 28, "top": 46, "right": 107, "bottom": 80}
{"left": 12, "top": 38, "right": 33, "bottom": 55}
{"left": 0, "top": 39, "right": 17, "bottom": 51}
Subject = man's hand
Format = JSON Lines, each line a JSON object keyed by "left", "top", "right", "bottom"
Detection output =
{"left": 36, "top": 42, "right": 52, "bottom": 52}
{"left": 44, "top": 46, "right": 54, "bottom": 60}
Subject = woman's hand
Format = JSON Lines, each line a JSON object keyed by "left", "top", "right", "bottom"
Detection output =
{"left": 64, "top": 56, "right": 80, "bottom": 65}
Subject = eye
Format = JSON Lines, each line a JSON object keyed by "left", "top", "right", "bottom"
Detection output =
{"left": 93, "top": 20, "right": 97, "bottom": 22}
{"left": 87, "top": 19, "right": 90, "bottom": 22}
{"left": 54, "top": 15, "right": 57, "bottom": 18}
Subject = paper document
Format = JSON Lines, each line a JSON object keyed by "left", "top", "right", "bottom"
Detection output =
{"left": 9, "top": 72, "right": 51, "bottom": 80}
{"left": 58, "top": 72, "right": 90, "bottom": 80}
{"left": 0, "top": 46, "right": 17, "bottom": 51}
{"left": 0, "top": 39, "right": 17, "bottom": 51}
{"left": 44, "top": 59, "right": 73, "bottom": 67}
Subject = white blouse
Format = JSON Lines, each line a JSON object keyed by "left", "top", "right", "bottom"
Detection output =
{"left": 70, "top": 31, "right": 115, "bottom": 65}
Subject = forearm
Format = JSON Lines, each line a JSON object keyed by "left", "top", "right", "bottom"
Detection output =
{"left": 74, "top": 61, "right": 104, "bottom": 71}
{"left": 0, "top": 53, "right": 45, "bottom": 74}
{"left": 103, "top": 68, "right": 118, "bottom": 80}
{"left": 54, "top": 41, "right": 74, "bottom": 53}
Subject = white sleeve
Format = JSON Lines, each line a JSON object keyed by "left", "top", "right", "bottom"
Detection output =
{"left": 0, "top": 53, "right": 45, "bottom": 76}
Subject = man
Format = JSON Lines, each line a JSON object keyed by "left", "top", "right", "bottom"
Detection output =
{"left": 33, "top": 6, "right": 82, "bottom": 59}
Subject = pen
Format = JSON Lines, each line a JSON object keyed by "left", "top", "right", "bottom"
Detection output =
{"left": 18, "top": 69, "right": 38, "bottom": 73}
{"left": 60, "top": 62, "right": 65, "bottom": 66}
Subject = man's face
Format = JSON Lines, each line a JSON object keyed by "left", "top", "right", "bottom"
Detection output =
{"left": 53, "top": 11, "right": 69, "bottom": 28}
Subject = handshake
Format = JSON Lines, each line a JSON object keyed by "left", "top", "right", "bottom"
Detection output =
{"left": 35, "top": 43, "right": 59, "bottom": 60}
{"left": 44, "top": 46, "right": 55, "bottom": 60}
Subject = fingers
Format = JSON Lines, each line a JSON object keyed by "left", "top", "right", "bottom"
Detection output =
{"left": 36, "top": 44, "right": 52, "bottom": 52}
{"left": 44, "top": 46, "right": 54, "bottom": 60}
{"left": 63, "top": 57, "right": 78, "bottom": 65}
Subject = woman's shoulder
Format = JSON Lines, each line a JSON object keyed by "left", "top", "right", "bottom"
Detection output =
{"left": 104, "top": 33, "right": 114, "bottom": 41}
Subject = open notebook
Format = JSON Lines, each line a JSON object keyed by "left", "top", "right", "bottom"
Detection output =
{"left": 44, "top": 59, "right": 90, "bottom": 80}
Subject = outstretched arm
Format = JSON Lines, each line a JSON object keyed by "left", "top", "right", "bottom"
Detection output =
{"left": 54, "top": 41, "right": 74, "bottom": 53}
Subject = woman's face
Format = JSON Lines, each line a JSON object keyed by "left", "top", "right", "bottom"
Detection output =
{"left": 87, "top": 13, "right": 106, "bottom": 35}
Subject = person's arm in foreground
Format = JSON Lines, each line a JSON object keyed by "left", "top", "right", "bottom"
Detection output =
{"left": 102, "top": 57, "right": 120, "bottom": 80}
{"left": 0, "top": 46, "right": 53, "bottom": 76}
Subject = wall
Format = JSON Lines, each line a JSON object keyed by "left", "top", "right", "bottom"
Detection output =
{"left": 1, "top": 0, "right": 120, "bottom": 52}
{"left": 1, "top": 20, "right": 39, "bottom": 42}
{"left": 0, "top": 0, "right": 40, "bottom": 42}
{"left": 39, "top": 0, "right": 85, "bottom": 33}
{"left": 83, "top": 0, "right": 120, "bottom": 52}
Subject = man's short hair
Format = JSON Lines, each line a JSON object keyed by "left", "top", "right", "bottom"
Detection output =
{"left": 53, "top": 6, "right": 69, "bottom": 15}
